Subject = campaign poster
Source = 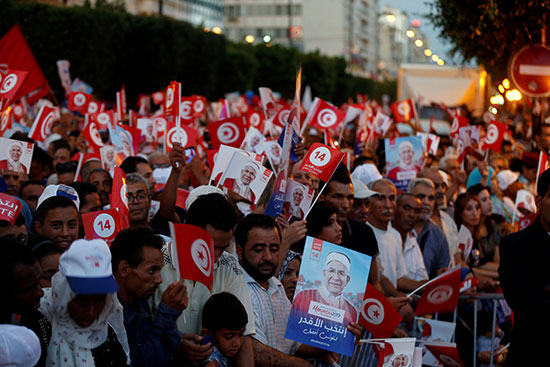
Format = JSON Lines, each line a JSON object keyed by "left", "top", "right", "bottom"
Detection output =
{"left": 108, "top": 125, "right": 134, "bottom": 166}
{"left": 219, "top": 152, "right": 273, "bottom": 204}
{"left": 283, "top": 179, "right": 314, "bottom": 221}
{"left": 100, "top": 145, "right": 117, "bottom": 173}
{"left": 285, "top": 236, "right": 372, "bottom": 356}
{"left": 240, "top": 127, "right": 266, "bottom": 154}
{"left": 0, "top": 137, "right": 34, "bottom": 174}
{"left": 264, "top": 141, "right": 283, "bottom": 168}
{"left": 209, "top": 145, "right": 264, "bottom": 184}
{"left": 137, "top": 118, "right": 158, "bottom": 145}
{"left": 384, "top": 136, "right": 423, "bottom": 191}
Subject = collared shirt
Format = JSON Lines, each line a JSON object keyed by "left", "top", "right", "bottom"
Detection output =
{"left": 121, "top": 299, "right": 182, "bottom": 367}
{"left": 402, "top": 232, "right": 429, "bottom": 282}
{"left": 367, "top": 222, "right": 407, "bottom": 287}
{"left": 415, "top": 219, "right": 451, "bottom": 278}
{"left": 243, "top": 271, "right": 299, "bottom": 355}
{"left": 155, "top": 245, "right": 256, "bottom": 336}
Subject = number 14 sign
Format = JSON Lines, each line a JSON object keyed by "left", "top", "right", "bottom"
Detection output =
{"left": 299, "top": 142, "right": 344, "bottom": 182}
{"left": 82, "top": 208, "right": 123, "bottom": 246}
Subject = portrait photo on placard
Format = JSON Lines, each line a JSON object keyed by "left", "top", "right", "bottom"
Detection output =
{"left": 219, "top": 152, "right": 272, "bottom": 204}
{"left": 0, "top": 137, "right": 34, "bottom": 174}
{"left": 384, "top": 136, "right": 423, "bottom": 191}
{"left": 137, "top": 118, "right": 158, "bottom": 144}
{"left": 241, "top": 127, "right": 266, "bottom": 154}
{"left": 283, "top": 179, "right": 314, "bottom": 220}
{"left": 100, "top": 145, "right": 117, "bottom": 173}
{"left": 264, "top": 140, "right": 283, "bottom": 166}
{"left": 210, "top": 145, "right": 264, "bottom": 183}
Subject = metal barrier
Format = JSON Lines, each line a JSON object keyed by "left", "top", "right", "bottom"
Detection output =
{"left": 451, "top": 293, "right": 506, "bottom": 367}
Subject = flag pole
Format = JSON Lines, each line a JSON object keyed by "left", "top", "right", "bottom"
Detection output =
{"left": 303, "top": 155, "right": 345, "bottom": 219}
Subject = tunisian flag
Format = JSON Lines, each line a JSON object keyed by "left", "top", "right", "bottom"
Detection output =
{"left": 169, "top": 223, "right": 215, "bottom": 291}
{"left": 424, "top": 342, "right": 465, "bottom": 367}
{"left": 208, "top": 117, "right": 246, "bottom": 149}
{"left": 28, "top": 105, "right": 56, "bottom": 142}
{"left": 390, "top": 99, "right": 416, "bottom": 123}
{"left": 304, "top": 97, "right": 345, "bottom": 130}
{"left": 482, "top": 120, "right": 507, "bottom": 152}
{"left": 0, "top": 26, "right": 49, "bottom": 103}
{"left": 111, "top": 167, "right": 129, "bottom": 228}
{"left": 0, "top": 70, "right": 28, "bottom": 102}
{"left": 358, "top": 283, "right": 403, "bottom": 338}
{"left": 414, "top": 267, "right": 461, "bottom": 316}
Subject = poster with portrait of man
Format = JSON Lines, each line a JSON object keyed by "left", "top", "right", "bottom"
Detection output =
{"left": 100, "top": 145, "right": 117, "bottom": 175}
{"left": 209, "top": 145, "right": 264, "bottom": 184}
{"left": 384, "top": 136, "right": 423, "bottom": 192}
{"left": 240, "top": 127, "right": 266, "bottom": 154}
{"left": 0, "top": 137, "right": 34, "bottom": 174}
{"left": 285, "top": 236, "right": 372, "bottom": 356}
{"left": 137, "top": 118, "right": 158, "bottom": 145}
{"left": 283, "top": 179, "right": 314, "bottom": 220}
{"left": 219, "top": 152, "right": 273, "bottom": 204}
{"left": 108, "top": 125, "right": 134, "bottom": 166}
{"left": 263, "top": 140, "right": 283, "bottom": 168}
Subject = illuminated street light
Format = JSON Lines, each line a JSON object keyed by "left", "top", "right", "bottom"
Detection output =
{"left": 414, "top": 39, "right": 423, "bottom": 47}
{"left": 263, "top": 35, "right": 272, "bottom": 43}
{"left": 406, "top": 30, "right": 415, "bottom": 38}
{"left": 498, "top": 85, "right": 505, "bottom": 94}
{"left": 489, "top": 106, "right": 498, "bottom": 114}
{"left": 431, "top": 54, "right": 439, "bottom": 62}
{"left": 505, "top": 89, "right": 522, "bottom": 101}
{"left": 502, "top": 78, "right": 510, "bottom": 89}
{"left": 490, "top": 94, "right": 505, "bottom": 105}
{"left": 437, "top": 59, "right": 445, "bottom": 66}
{"left": 245, "top": 35, "right": 255, "bottom": 44}
{"left": 203, "top": 27, "right": 210, "bottom": 32}
{"left": 386, "top": 14, "right": 396, "bottom": 22}
{"left": 424, "top": 49, "right": 432, "bottom": 57}
{"left": 212, "top": 26, "right": 222, "bottom": 35}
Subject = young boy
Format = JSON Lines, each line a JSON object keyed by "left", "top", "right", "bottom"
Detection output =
{"left": 201, "top": 292, "right": 248, "bottom": 367}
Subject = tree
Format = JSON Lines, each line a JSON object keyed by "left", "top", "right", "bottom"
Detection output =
{"left": 428, "top": 0, "right": 550, "bottom": 80}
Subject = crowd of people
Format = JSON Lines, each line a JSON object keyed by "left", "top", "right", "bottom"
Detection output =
{"left": 1, "top": 84, "right": 549, "bottom": 367}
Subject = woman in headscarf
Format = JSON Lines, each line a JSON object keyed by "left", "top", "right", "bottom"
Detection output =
{"left": 277, "top": 251, "right": 301, "bottom": 301}
{"left": 39, "top": 239, "right": 130, "bottom": 367}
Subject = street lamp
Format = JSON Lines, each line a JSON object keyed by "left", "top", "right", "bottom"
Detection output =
{"left": 245, "top": 35, "right": 255, "bottom": 44}
{"left": 437, "top": 59, "right": 445, "bottom": 66}
{"left": 498, "top": 85, "right": 505, "bottom": 94}
{"left": 406, "top": 30, "right": 415, "bottom": 38}
{"left": 386, "top": 14, "right": 396, "bottom": 23}
{"left": 212, "top": 26, "right": 222, "bottom": 35}
{"left": 263, "top": 35, "right": 272, "bottom": 43}
{"left": 502, "top": 78, "right": 510, "bottom": 89}
{"left": 431, "top": 54, "right": 439, "bottom": 62}
{"left": 414, "top": 39, "right": 423, "bottom": 47}
{"left": 424, "top": 49, "right": 432, "bottom": 57}
{"left": 505, "top": 89, "right": 522, "bottom": 101}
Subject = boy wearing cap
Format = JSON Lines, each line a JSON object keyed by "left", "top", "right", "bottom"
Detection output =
{"left": 33, "top": 185, "right": 81, "bottom": 250}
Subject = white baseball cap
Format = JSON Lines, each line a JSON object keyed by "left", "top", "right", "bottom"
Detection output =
{"left": 0, "top": 325, "right": 41, "bottom": 367}
{"left": 351, "top": 163, "right": 383, "bottom": 187}
{"left": 351, "top": 179, "right": 379, "bottom": 199}
{"left": 185, "top": 185, "right": 227, "bottom": 210}
{"left": 36, "top": 184, "right": 80, "bottom": 211}
{"left": 497, "top": 170, "right": 520, "bottom": 191}
{"left": 58, "top": 239, "right": 118, "bottom": 295}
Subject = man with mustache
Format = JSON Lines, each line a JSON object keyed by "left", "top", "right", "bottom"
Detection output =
{"left": 111, "top": 227, "right": 187, "bottom": 367}
{"left": 407, "top": 178, "right": 451, "bottom": 278}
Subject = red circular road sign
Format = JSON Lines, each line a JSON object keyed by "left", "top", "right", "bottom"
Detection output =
{"left": 509, "top": 44, "right": 550, "bottom": 97}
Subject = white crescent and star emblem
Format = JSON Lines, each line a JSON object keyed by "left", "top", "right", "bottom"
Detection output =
{"left": 0, "top": 73, "right": 18, "bottom": 94}
{"left": 191, "top": 239, "right": 212, "bottom": 277}
{"left": 167, "top": 127, "right": 188, "bottom": 149}
{"left": 427, "top": 285, "right": 453, "bottom": 304}
{"left": 361, "top": 298, "right": 385, "bottom": 325}
{"left": 317, "top": 108, "right": 337, "bottom": 128}
{"left": 217, "top": 122, "right": 239, "bottom": 144}
{"left": 41, "top": 112, "right": 55, "bottom": 139}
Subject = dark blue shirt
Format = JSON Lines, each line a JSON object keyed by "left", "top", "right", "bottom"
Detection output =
{"left": 121, "top": 299, "right": 182, "bottom": 367}
{"left": 416, "top": 219, "right": 451, "bottom": 278}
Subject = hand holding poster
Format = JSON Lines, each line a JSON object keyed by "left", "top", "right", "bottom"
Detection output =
{"left": 82, "top": 208, "right": 123, "bottom": 245}
{"left": 0, "top": 137, "right": 34, "bottom": 174}
{"left": 384, "top": 136, "right": 423, "bottom": 192}
{"left": 285, "top": 236, "right": 372, "bottom": 356}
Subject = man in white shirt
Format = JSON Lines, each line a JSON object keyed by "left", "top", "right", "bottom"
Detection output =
{"left": 392, "top": 193, "right": 429, "bottom": 284}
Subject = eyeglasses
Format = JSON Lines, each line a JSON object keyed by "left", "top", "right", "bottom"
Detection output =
{"left": 151, "top": 163, "right": 171, "bottom": 170}
{"left": 127, "top": 193, "right": 149, "bottom": 203}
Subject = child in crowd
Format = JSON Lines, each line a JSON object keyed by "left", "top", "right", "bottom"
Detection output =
{"left": 201, "top": 292, "right": 248, "bottom": 367}
{"left": 477, "top": 310, "right": 507, "bottom": 367}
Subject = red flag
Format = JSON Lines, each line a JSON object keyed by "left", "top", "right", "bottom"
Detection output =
{"left": 0, "top": 70, "right": 28, "bottom": 102}
{"left": 169, "top": 223, "right": 215, "bottom": 291}
{"left": 0, "top": 25, "right": 49, "bottom": 103}
{"left": 82, "top": 208, "right": 123, "bottom": 246}
{"left": 0, "top": 106, "right": 12, "bottom": 136}
{"left": 459, "top": 277, "right": 479, "bottom": 293}
{"left": 165, "top": 121, "right": 198, "bottom": 152}
{"left": 86, "top": 100, "right": 104, "bottom": 115}
{"left": 68, "top": 91, "right": 91, "bottom": 113}
{"left": 175, "top": 188, "right": 190, "bottom": 209}
{"left": 152, "top": 91, "right": 164, "bottom": 105}
{"left": 299, "top": 142, "right": 345, "bottom": 182}
{"left": 91, "top": 110, "right": 115, "bottom": 130}
{"left": 536, "top": 151, "right": 548, "bottom": 188}
{"left": 519, "top": 213, "right": 537, "bottom": 230}
{"left": 415, "top": 267, "right": 461, "bottom": 315}
{"left": 179, "top": 97, "right": 195, "bottom": 123}
{"left": 305, "top": 97, "right": 345, "bottom": 130}
{"left": 164, "top": 81, "right": 181, "bottom": 117}
{"left": 111, "top": 167, "right": 129, "bottom": 228}
{"left": 358, "top": 283, "right": 403, "bottom": 338}
{"left": 191, "top": 95, "right": 206, "bottom": 118}
{"left": 11, "top": 102, "right": 24, "bottom": 123}
{"left": 273, "top": 106, "right": 291, "bottom": 128}
{"left": 482, "top": 120, "right": 507, "bottom": 152}
{"left": 0, "top": 192, "right": 22, "bottom": 224}
{"left": 28, "top": 105, "right": 56, "bottom": 142}
{"left": 208, "top": 117, "right": 246, "bottom": 149}
{"left": 82, "top": 120, "right": 105, "bottom": 151}
{"left": 246, "top": 110, "right": 264, "bottom": 133}
{"left": 449, "top": 115, "right": 468, "bottom": 138}
{"left": 390, "top": 99, "right": 416, "bottom": 123}
{"left": 424, "top": 342, "right": 465, "bottom": 367}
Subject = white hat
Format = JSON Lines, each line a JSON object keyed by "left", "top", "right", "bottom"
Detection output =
{"left": 58, "top": 239, "right": 118, "bottom": 295}
{"left": 0, "top": 325, "right": 41, "bottom": 367}
{"left": 438, "top": 169, "right": 450, "bottom": 187}
{"left": 497, "top": 170, "right": 519, "bottom": 191}
{"left": 351, "top": 163, "right": 383, "bottom": 187}
{"left": 185, "top": 185, "right": 227, "bottom": 210}
{"left": 36, "top": 184, "right": 80, "bottom": 211}
{"left": 325, "top": 252, "right": 351, "bottom": 272}
{"left": 351, "top": 179, "right": 379, "bottom": 199}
